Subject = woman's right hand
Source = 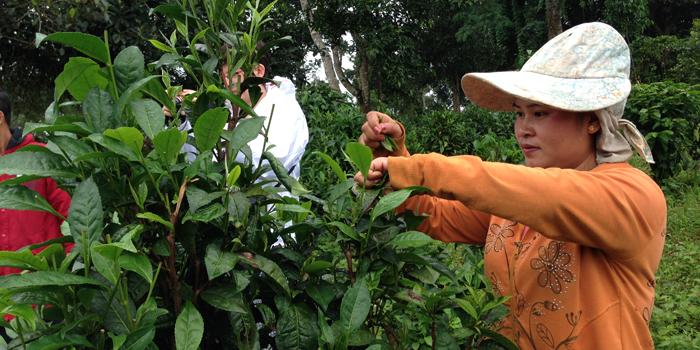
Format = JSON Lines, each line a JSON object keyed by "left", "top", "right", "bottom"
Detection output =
{"left": 359, "top": 111, "right": 405, "bottom": 157}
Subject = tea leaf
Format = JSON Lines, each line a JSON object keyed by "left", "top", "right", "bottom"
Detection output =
{"left": 389, "top": 231, "right": 435, "bottom": 249}
{"left": 221, "top": 116, "right": 265, "bottom": 155}
{"left": 92, "top": 245, "right": 123, "bottom": 285}
{"left": 114, "top": 46, "right": 145, "bottom": 92}
{"left": 83, "top": 87, "right": 117, "bottom": 132}
{"left": 175, "top": 301, "right": 204, "bottom": 350}
{"left": 0, "top": 249, "right": 49, "bottom": 271}
{"left": 132, "top": 99, "right": 165, "bottom": 139}
{"left": 262, "top": 151, "right": 310, "bottom": 196}
{"left": 137, "top": 212, "right": 174, "bottom": 231}
{"left": 36, "top": 32, "right": 108, "bottom": 63}
{"left": 204, "top": 243, "right": 239, "bottom": 280}
{"left": 119, "top": 252, "right": 153, "bottom": 285}
{"left": 104, "top": 127, "right": 144, "bottom": 155}
{"left": 68, "top": 177, "right": 104, "bottom": 252}
{"left": 154, "top": 128, "right": 186, "bottom": 165}
{"left": 380, "top": 136, "right": 397, "bottom": 152}
{"left": 201, "top": 285, "right": 247, "bottom": 313}
{"left": 328, "top": 221, "right": 360, "bottom": 241}
{"left": 123, "top": 327, "right": 156, "bottom": 350}
{"left": 0, "top": 271, "right": 104, "bottom": 289}
{"left": 194, "top": 107, "right": 229, "bottom": 151}
{"left": 340, "top": 282, "right": 370, "bottom": 336}
{"left": 55, "top": 57, "right": 108, "bottom": 102}
{"left": 344, "top": 142, "right": 372, "bottom": 181}
{"left": 238, "top": 253, "right": 291, "bottom": 297}
{"left": 276, "top": 304, "right": 319, "bottom": 350}
{"left": 113, "top": 75, "right": 161, "bottom": 121}
{"left": 302, "top": 260, "right": 333, "bottom": 274}
{"left": 0, "top": 151, "right": 78, "bottom": 178}
{"left": 370, "top": 188, "right": 413, "bottom": 221}
{"left": 24, "top": 333, "right": 93, "bottom": 349}
{"left": 0, "top": 186, "right": 65, "bottom": 219}
{"left": 313, "top": 151, "right": 346, "bottom": 183}
{"left": 227, "top": 165, "right": 242, "bottom": 187}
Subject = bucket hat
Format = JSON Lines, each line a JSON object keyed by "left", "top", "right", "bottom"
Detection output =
{"left": 461, "top": 22, "right": 654, "bottom": 163}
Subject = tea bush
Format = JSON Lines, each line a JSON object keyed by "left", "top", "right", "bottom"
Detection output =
{"left": 625, "top": 81, "right": 700, "bottom": 181}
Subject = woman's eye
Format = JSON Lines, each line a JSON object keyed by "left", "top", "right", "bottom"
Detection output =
{"left": 515, "top": 112, "right": 524, "bottom": 118}
{"left": 534, "top": 111, "right": 548, "bottom": 117}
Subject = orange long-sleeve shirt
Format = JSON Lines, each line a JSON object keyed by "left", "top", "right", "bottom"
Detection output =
{"left": 388, "top": 153, "right": 666, "bottom": 349}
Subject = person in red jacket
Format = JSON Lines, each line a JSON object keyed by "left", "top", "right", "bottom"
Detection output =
{"left": 0, "top": 88, "right": 71, "bottom": 275}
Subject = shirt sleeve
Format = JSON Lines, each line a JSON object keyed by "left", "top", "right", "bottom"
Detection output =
{"left": 398, "top": 195, "right": 490, "bottom": 244}
{"left": 388, "top": 153, "right": 667, "bottom": 258}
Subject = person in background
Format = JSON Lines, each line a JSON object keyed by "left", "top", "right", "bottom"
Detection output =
{"left": 355, "top": 23, "right": 666, "bottom": 349}
{"left": 0, "top": 88, "right": 71, "bottom": 275}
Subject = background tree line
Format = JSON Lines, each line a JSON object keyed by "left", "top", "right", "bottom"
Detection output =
{"left": 2, "top": 0, "right": 699, "bottom": 121}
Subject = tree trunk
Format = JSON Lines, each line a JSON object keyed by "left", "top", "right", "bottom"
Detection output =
{"left": 545, "top": 0, "right": 563, "bottom": 39}
{"left": 352, "top": 31, "right": 371, "bottom": 113}
{"left": 331, "top": 46, "right": 358, "bottom": 97}
{"left": 299, "top": 0, "right": 340, "bottom": 91}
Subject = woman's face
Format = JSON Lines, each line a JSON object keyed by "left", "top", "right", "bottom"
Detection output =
{"left": 513, "top": 99, "right": 599, "bottom": 170}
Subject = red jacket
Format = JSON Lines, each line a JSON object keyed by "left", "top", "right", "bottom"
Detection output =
{"left": 0, "top": 134, "right": 72, "bottom": 275}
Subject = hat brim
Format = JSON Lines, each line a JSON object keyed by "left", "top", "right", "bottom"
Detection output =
{"left": 461, "top": 71, "right": 631, "bottom": 112}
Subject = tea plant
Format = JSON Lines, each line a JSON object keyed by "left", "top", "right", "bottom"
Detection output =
{"left": 0, "top": 1, "right": 513, "bottom": 349}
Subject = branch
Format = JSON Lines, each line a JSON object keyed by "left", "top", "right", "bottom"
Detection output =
{"left": 332, "top": 46, "right": 358, "bottom": 97}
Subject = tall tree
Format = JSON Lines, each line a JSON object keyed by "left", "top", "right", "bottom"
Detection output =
{"left": 299, "top": 0, "right": 340, "bottom": 91}
{"left": 545, "top": 0, "right": 563, "bottom": 38}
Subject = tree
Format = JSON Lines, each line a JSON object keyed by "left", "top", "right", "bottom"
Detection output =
{"left": 545, "top": 0, "right": 563, "bottom": 38}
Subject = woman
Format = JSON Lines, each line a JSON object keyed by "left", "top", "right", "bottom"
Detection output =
{"left": 356, "top": 22, "right": 666, "bottom": 349}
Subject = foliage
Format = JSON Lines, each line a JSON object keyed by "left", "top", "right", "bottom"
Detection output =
{"left": 625, "top": 81, "right": 700, "bottom": 180}
{"left": 0, "top": 2, "right": 514, "bottom": 349}
{"left": 651, "top": 186, "right": 700, "bottom": 349}
{"left": 630, "top": 19, "right": 700, "bottom": 85}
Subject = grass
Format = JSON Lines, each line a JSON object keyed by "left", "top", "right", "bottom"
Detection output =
{"left": 651, "top": 185, "right": 700, "bottom": 349}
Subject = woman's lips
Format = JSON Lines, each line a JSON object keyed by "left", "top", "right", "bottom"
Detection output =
{"left": 520, "top": 144, "right": 540, "bottom": 155}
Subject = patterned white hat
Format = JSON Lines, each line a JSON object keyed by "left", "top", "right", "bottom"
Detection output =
{"left": 461, "top": 22, "right": 630, "bottom": 111}
{"left": 461, "top": 22, "right": 654, "bottom": 163}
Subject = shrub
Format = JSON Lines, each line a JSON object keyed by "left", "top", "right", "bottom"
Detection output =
{"left": 625, "top": 81, "right": 700, "bottom": 180}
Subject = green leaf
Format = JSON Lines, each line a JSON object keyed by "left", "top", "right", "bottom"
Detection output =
{"left": 132, "top": 99, "right": 165, "bottom": 139}
{"left": 0, "top": 151, "right": 78, "bottom": 178}
{"left": 302, "top": 260, "right": 333, "bottom": 275}
{"left": 88, "top": 133, "right": 139, "bottom": 162}
{"left": 83, "top": 87, "right": 117, "bottom": 132}
{"left": 370, "top": 188, "right": 414, "bottom": 221}
{"left": 389, "top": 231, "right": 435, "bottom": 249}
{"left": 123, "top": 327, "right": 156, "bottom": 350}
{"left": 110, "top": 334, "right": 127, "bottom": 350}
{"left": 119, "top": 252, "right": 153, "bottom": 285}
{"left": 114, "top": 46, "right": 145, "bottom": 92}
{"left": 153, "top": 127, "right": 186, "bottom": 165}
{"left": 55, "top": 57, "right": 108, "bottom": 102}
{"left": 275, "top": 304, "right": 319, "bottom": 350}
{"left": 25, "top": 333, "right": 94, "bottom": 350}
{"left": 194, "top": 107, "right": 229, "bottom": 151}
{"left": 183, "top": 203, "right": 226, "bottom": 223}
{"left": 344, "top": 142, "right": 372, "bottom": 181}
{"left": 328, "top": 221, "right": 360, "bottom": 241}
{"left": 0, "top": 249, "right": 49, "bottom": 271}
{"left": 143, "top": 78, "right": 175, "bottom": 114}
{"left": 104, "top": 127, "right": 144, "bottom": 155}
{"left": 148, "top": 39, "right": 176, "bottom": 53}
{"left": 306, "top": 283, "right": 337, "bottom": 313}
{"left": 340, "top": 282, "right": 370, "bottom": 336}
{"left": 0, "top": 271, "right": 103, "bottom": 289}
{"left": 68, "top": 177, "right": 104, "bottom": 252}
{"left": 185, "top": 187, "right": 224, "bottom": 214}
{"left": 91, "top": 244, "right": 123, "bottom": 285}
{"left": 24, "top": 122, "right": 92, "bottom": 137}
{"left": 0, "top": 186, "right": 65, "bottom": 219}
{"left": 36, "top": 32, "right": 108, "bottom": 63}
{"left": 227, "top": 191, "right": 250, "bottom": 223}
{"left": 239, "top": 253, "right": 291, "bottom": 297}
{"left": 204, "top": 243, "right": 239, "bottom": 280}
{"left": 113, "top": 75, "right": 161, "bottom": 121}
{"left": 221, "top": 116, "right": 264, "bottom": 154}
{"left": 207, "top": 85, "right": 258, "bottom": 118}
{"left": 455, "top": 298, "right": 479, "bottom": 320}
{"left": 262, "top": 151, "right": 310, "bottom": 196}
{"left": 380, "top": 136, "right": 397, "bottom": 152}
{"left": 227, "top": 165, "right": 241, "bottom": 187}
{"left": 48, "top": 135, "right": 94, "bottom": 162}
{"left": 175, "top": 301, "right": 204, "bottom": 350}
{"left": 313, "top": 151, "right": 346, "bottom": 183}
{"left": 136, "top": 212, "right": 173, "bottom": 231}
{"left": 317, "top": 308, "right": 335, "bottom": 345}
{"left": 201, "top": 285, "right": 247, "bottom": 313}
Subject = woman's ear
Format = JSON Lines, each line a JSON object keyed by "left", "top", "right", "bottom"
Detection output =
{"left": 585, "top": 113, "right": 601, "bottom": 134}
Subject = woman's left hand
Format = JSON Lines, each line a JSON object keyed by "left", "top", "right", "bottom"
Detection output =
{"left": 353, "top": 157, "right": 388, "bottom": 188}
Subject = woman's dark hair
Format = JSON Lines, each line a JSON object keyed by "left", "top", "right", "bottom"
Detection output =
{"left": 0, "top": 88, "right": 11, "bottom": 127}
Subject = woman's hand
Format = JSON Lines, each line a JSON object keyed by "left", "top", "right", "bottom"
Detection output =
{"left": 359, "top": 111, "right": 404, "bottom": 157}
{"left": 353, "top": 157, "right": 389, "bottom": 188}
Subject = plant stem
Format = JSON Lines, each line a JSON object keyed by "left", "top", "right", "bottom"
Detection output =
{"left": 104, "top": 31, "right": 120, "bottom": 99}
{"left": 344, "top": 244, "right": 355, "bottom": 284}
